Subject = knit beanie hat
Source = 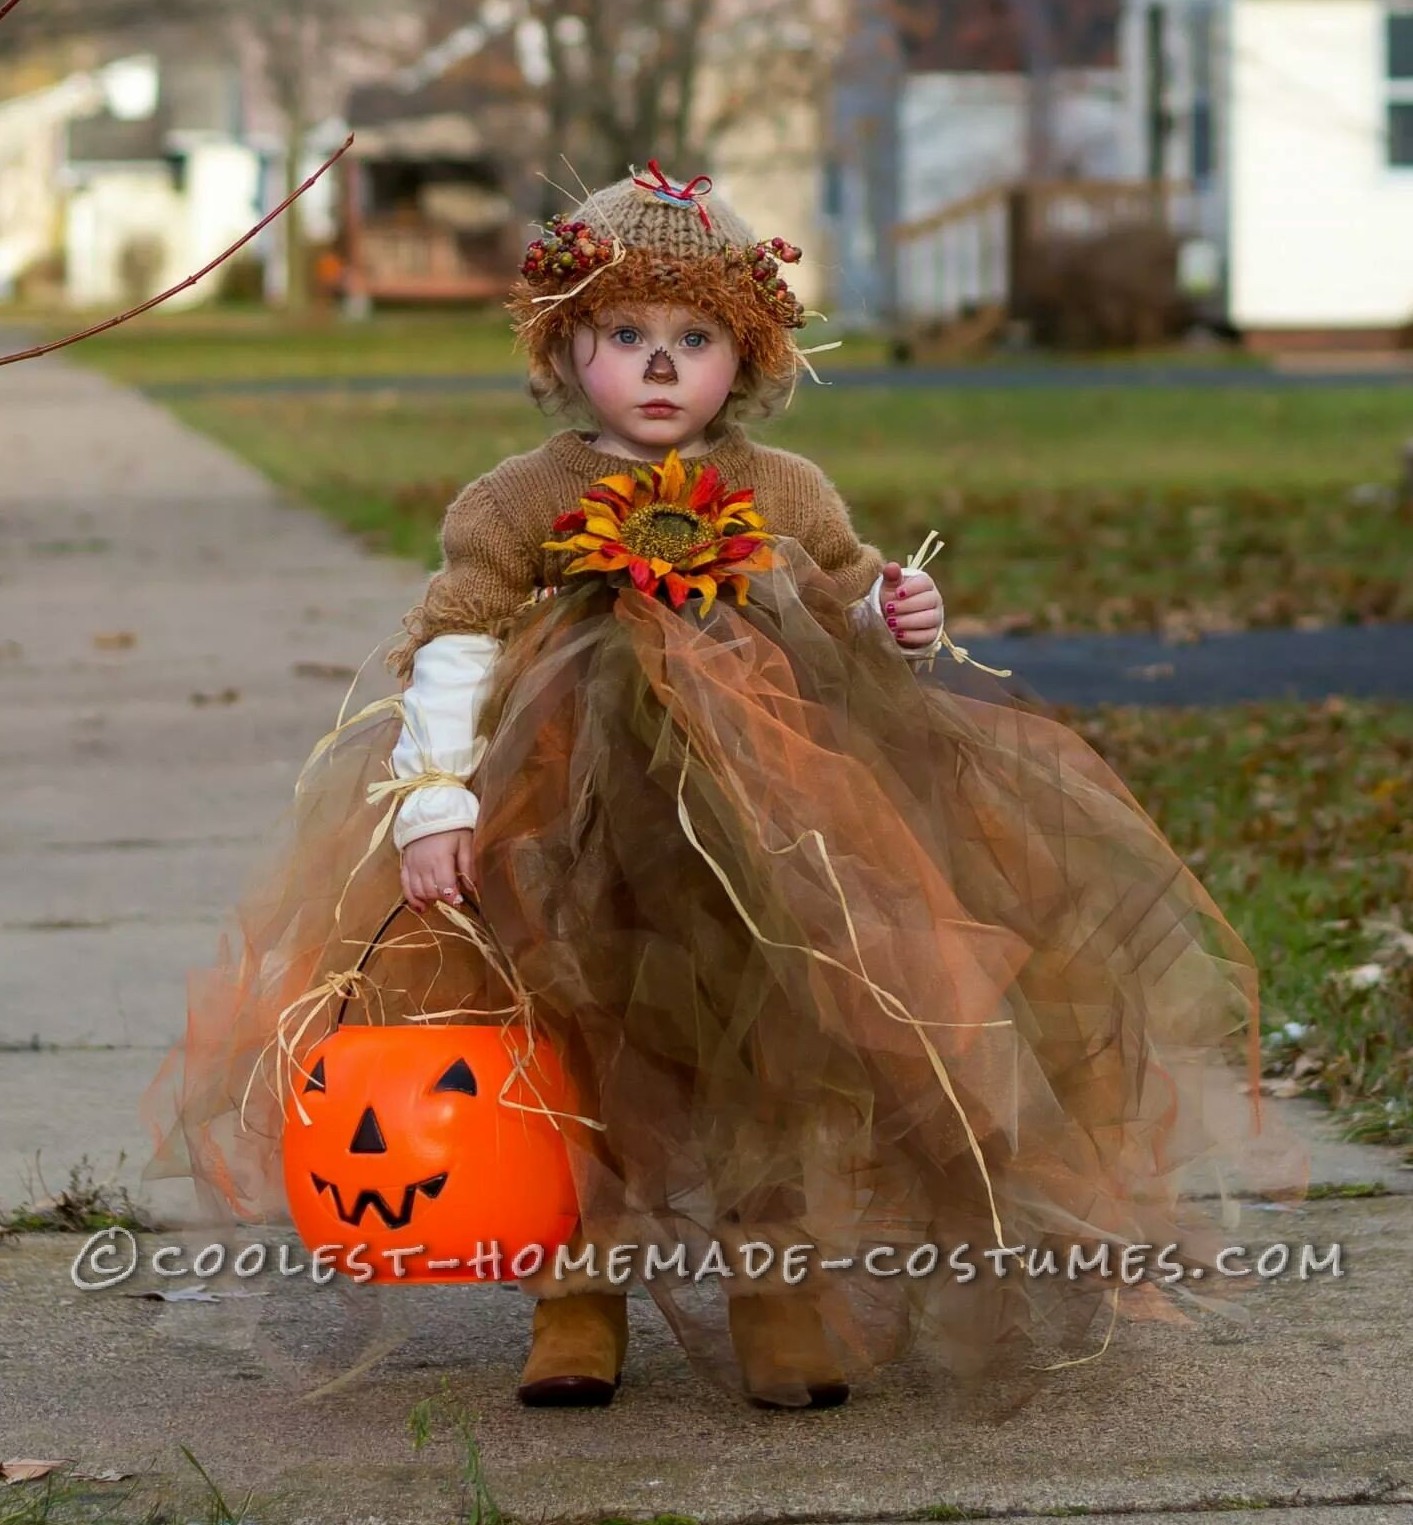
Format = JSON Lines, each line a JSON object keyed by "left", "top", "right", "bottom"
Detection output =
{"left": 505, "top": 160, "right": 827, "bottom": 396}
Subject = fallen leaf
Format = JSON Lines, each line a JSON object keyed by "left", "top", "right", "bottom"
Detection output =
{"left": 122, "top": 1284, "right": 220, "bottom": 1302}
{"left": 120, "top": 1283, "right": 265, "bottom": 1302}
{"left": 91, "top": 631, "right": 136, "bottom": 650}
{"left": 1, "top": 1460, "right": 72, "bottom": 1484}
{"left": 291, "top": 661, "right": 358, "bottom": 682}
{"left": 70, "top": 1467, "right": 134, "bottom": 1482}
{"left": 1328, "top": 963, "right": 1388, "bottom": 992}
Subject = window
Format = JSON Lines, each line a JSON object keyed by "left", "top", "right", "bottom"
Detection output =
{"left": 1387, "top": 12, "right": 1413, "bottom": 164}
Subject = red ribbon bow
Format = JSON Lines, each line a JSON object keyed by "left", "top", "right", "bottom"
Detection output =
{"left": 631, "top": 159, "right": 714, "bottom": 233}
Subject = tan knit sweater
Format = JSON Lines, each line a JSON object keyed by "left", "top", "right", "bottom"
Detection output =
{"left": 389, "top": 421, "right": 886, "bottom": 677}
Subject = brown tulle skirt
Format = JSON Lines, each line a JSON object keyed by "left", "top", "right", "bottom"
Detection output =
{"left": 141, "top": 539, "right": 1307, "bottom": 1400}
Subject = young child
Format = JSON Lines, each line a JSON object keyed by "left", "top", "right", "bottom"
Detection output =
{"left": 142, "top": 163, "right": 1302, "bottom": 1412}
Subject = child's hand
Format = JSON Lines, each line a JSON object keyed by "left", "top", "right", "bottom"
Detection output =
{"left": 880, "top": 563, "right": 943, "bottom": 652}
{"left": 401, "top": 828, "right": 476, "bottom": 914}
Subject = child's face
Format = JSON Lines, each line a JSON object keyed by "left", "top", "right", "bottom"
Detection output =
{"left": 558, "top": 304, "right": 740, "bottom": 458}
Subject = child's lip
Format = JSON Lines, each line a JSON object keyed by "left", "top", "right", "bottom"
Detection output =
{"left": 640, "top": 401, "right": 681, "bottom": 411}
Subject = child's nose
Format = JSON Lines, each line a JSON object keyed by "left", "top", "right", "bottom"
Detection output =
{"left": 644, "top": 347, "right": 677, "bottom": 382}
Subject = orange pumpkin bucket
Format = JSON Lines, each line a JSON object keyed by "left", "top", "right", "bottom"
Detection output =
{"left": 281, "top": 901, "right": 582, "bottom": 1284}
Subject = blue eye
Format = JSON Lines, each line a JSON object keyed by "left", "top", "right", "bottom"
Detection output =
{"left": 684, "top": 332, "right": 708, "bottom": 348}
{"left": 612, "top": 327, "right": 639, "bottom": 344}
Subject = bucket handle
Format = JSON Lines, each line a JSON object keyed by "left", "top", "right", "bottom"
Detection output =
{"left": 333, "top": 893, "right": 487, "bottom": 1028}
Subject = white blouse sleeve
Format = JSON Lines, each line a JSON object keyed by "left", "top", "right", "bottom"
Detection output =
{"left": 390, "top": 632, "right": 502, "bottom": 850}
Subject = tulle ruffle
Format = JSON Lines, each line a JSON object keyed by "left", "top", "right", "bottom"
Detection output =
{"left": 141, "top": 538, "right": 1307, "bottom": 1397}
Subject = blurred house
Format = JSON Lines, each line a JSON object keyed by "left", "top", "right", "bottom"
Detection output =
{"left": 336, "top": 24, "right": 532, "bottom": 305}
{"left": 898, "top": 0, "right": 1127, "bottom": 216}
{"left": 828, "top": 0, "right": 1177, "bottom": 339}
{"left": 0, "top": 68, "right": 107, "bottom": 301}
{"left": 63, "top": 54, "right": 262, "bottom": 310}
{"left": 689, "top": 0, "right": 851, "bottom": 315}
{"left": 1213, "top": 0, "right": 1413, "bottom": 349}
{"left": 846, "top": 0, "right": 1413, "bottom": 351}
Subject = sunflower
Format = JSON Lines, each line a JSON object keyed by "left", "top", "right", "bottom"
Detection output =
{"left": 542, "top": 449, "right": 775, "bottom": 616}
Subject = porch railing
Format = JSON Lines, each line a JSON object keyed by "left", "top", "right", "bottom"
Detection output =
{"left": 892, "top": 178, "right": 1196, "bottom": 336}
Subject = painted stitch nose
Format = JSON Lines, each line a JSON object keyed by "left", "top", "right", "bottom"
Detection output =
{"left": 350, "top": 1106, "right": 387, "bottom": 1153}
{"left": 644, "top": 347, "right": 677, "bottom": 382}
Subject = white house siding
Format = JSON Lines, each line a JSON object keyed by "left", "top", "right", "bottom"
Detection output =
{"left": 1229, "top": 0, "right": 1413, "bottom": 333}
{"left": 896, "top": 70, "right": 1125, "bottom": 318}
{"left": 0, "top": 75, "right": 104, "bottom": 295}
{"left": 185, "top": 141, "right": 263, "bottom": 288}
{"left": 899, "top": 70, "right": 1127, "bottom": 220}
{"left": 65, "top": 144, "right": 261, "bottom": 308}
{"left": 0, "top": 121, "right": 63, "bottom": 296}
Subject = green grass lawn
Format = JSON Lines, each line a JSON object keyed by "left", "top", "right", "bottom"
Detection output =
{"left": 35, "top": 303, "right": 1249, "bottom": 386}
{"left": 28, "top": 305, "right": 893, "bottom": 382}
{"left": 33, "top": 305, "right": 525, "bottom": 382}
{"left": 164, "top": 384, "right": 1413, "bottom": 635}
{"left": 51, "top": 319, "right": 1413, "bottom": 1152}
{"left": 1068, "top": 697, "right": 1413, "bottom": 1155}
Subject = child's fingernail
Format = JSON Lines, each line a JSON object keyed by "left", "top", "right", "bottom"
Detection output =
{"left": 886, "top": 602, "right": 896, "bottom": 614}
{"left": 887, "top": 617, "right": 898, "bottom": 629}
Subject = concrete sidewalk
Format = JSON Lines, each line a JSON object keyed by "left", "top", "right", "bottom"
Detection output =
{"left": 0, "top": 350, "right": 428, "bottom": 1225}
{"left": 1, "top": 353, "right": 1410, "bottom": 1524}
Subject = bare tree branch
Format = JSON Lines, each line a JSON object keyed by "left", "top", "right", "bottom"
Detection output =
{"left": 1, "top": 134, "right": 353, "bottom": 366}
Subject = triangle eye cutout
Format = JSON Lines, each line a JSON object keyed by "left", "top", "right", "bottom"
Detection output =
{"left": 303, "top": 1057, "right": 327, "bottom": 1094}
{"left": 433, "top": 1058, "right": 477, "bottom": 1096}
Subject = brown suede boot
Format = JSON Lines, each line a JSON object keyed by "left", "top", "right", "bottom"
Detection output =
{"left": 728, "top": 1293, "right": 850, "bottom": 1409}
{"left": 516, "top": 1293, "right": 629, "bottom": 1408}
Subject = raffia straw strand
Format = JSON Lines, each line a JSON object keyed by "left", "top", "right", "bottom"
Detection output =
{"left": 903, "top": 528, "right": 1014, "bottom": 679}
{"left": 672, "top": 737, "right": 1010, "bottom": 1250}
{"left": 519, "top": 156, "right": 638, "bottom": 337}
{"left": 432, "top": 900, "right": 607, "bottom": 1133}
{"left": 335, "top": 633, "right": 403, "bottom": 733}
{"left": 239, "top": 966, "right": 374, "bottom": 1132}
{"left": 1038, "top": 1283, "right": 1122, "bottom": 1370}
{"left": 295, "top": 694, "right": 405, "bottom": 796}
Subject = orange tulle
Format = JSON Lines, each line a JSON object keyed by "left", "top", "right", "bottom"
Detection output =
{"left": 140, "top": 537, "right": 1308, "bottom": 1400}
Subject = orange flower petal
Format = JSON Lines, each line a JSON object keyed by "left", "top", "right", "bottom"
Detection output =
{"left": 657, "top": 450, "right": 686, "bottom": 504}
{"left": 566, "top": 550, "right": 633, "bottom": 574}
{"left": 663, "top": 572, "right": 692, "bottom": 609}
{"left": 542, "top": 533, "right": 609, "bottom": 553}
{"left": 586, "top": 475, "right": 637, "bottom": 505}
{"left": 732, "top": 546, "right": 775, "bottom": 574}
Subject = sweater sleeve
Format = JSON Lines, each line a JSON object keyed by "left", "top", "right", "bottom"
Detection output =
{"left": 387, "top": 475, "right": 539, "bottom": 680}
{"left": 793, "top": 460, "right": 886, "bottom": 607}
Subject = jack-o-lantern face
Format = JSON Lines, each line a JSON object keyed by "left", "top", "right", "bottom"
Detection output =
{"left": 282, "top": 1026, "right": 580, "bottom": 1283}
